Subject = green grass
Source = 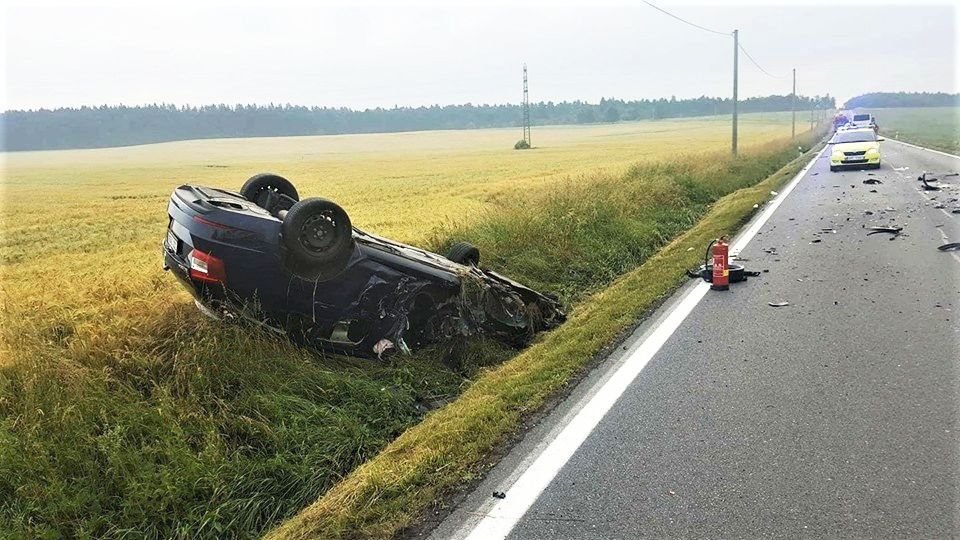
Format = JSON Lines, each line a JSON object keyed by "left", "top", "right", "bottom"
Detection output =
{"left": 867, "top": 106, "right": 960, "bottom": 154}
{"left": 1, "top": 114, "right": 823, "bottom": 538}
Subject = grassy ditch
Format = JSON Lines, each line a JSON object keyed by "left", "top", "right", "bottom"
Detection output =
{"left": 267, "top": 133, "right": 825, "bottom": 539}
{"left": 0, "top": 127, "right": 823, "bottom": 539}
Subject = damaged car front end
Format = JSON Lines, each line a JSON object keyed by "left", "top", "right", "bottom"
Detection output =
{"left": 162, "top": 174, "right": 565, "bottom": 357}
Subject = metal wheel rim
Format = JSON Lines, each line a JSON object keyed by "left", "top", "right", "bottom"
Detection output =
{"left": 299, "top": 212, "right": 339, "bottom": 253}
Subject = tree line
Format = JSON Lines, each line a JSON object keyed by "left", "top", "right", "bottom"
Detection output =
{"left": 1, "top": 94, "right": 835, "bottom": 151}
{"left": 843, "top": 92, "right": 959, "bottom": 110}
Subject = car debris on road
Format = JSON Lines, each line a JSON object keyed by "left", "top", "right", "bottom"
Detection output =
{"left": 866, "top": 226, "right": 903, "bottom": 236}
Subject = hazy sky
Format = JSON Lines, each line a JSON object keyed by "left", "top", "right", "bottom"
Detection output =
{"left": 2, "top": 0, "right": 957, "bottom": 111}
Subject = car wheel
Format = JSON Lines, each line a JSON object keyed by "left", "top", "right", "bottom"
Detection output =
{"left": 446, "top": 241, "right": 480, "bottom": 266}
{"left": 281, "top": 198, "right": 354, "bottom": 281}
{"left": 240, "top": 173, "right": 299, "bottom": 209}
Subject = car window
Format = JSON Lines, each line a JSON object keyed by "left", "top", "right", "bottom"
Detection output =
{"left": 852, "top": 114, "right": 871, "bottom": 121}
{"left": 833, "top": 130, "right": 877, "bottom": 143}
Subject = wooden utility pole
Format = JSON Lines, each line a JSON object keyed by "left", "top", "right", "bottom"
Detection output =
{"left": 732, "top": 29, "right": 739, "bottom": 156}
{"left": 791, "top": 68, "right": 796, "bottom": 138}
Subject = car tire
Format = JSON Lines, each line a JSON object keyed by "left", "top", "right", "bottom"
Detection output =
{"left": 240, "top": 173, "right": 299, "bottom": 208}
{"left": 698, "top": 263, "right": 747, "bottom": 283}
{"left": 280, "top": 198, "right": 354, "bottom": 281}
{"left": 446, "top": 241, "right": 480, "bottom": 266}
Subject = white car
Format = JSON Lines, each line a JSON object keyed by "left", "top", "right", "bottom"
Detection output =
{"left": 849, "top": 113, "right": 877, "bottom": 131}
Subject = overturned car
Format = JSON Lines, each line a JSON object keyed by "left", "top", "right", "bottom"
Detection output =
{"left": 162, "top": 173, "right": 565, "bottom": 357}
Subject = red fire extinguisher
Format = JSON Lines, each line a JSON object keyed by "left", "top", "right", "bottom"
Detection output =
{"left": 711, "top": 237, "right": 729, "bottom": 291}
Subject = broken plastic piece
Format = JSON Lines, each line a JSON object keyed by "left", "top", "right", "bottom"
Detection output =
{"left": 373, "top": 339, "right": 395, "bottom": 360}
{"left": 863, "top": 178, "right": 882, "bottom": 185}
{"left": 937, "top": 243, "right": 960, "bottom": 252}
{"left": 492, "top": 491, "right": 506, "bottom": 499}
{"left": 768, "top": 301, "right": 789, "bottom": 307}
{"left": 866, "top": 226, "right": 903, "bottom": 236}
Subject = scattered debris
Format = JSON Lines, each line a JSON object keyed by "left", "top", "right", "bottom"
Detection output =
{"left": 938, "top": 243, "right": 960, "bottom": 252}
{"left": 373, "top": 339, "right": 395, "bottom": 360}
{"left": 810, "top": 239, "right": 822, "bottom": 243}
{"left": 768, "top": 301, "right": 790, "bottom": 307}
{"left": 893, "top": 166, "right": 909, "bottom": 172}
{"left": 866, "top": 226, "right": 903, "bottom": 236}
{"left": 770, "top": 190, "right": 779, "bottom": 196}
{"left": 920, "top": 173, "right": 942, "bottom": 191}
{"left": 864, "top": 210, "right": 874, "bottom": 215}
{"left": 492, "top": 491, "right": 506, "bottom": 499}
{"left": 863, "top": 178, "right": 882, "bottom": 185}
{"left": 821, "top": 228, "right": 837, "bottom": 233}
{"left": 953, "top": 209, "right": 960, "bottom": 214}
{"left": 869, "top": 189, "right": 878, "bottom": 193}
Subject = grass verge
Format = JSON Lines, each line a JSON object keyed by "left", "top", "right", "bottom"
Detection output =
{"left": 267, "top": 136, "right": 825, "bottom": 539}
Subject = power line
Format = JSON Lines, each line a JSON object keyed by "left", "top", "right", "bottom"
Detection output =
{"left": 737, "top": 42, "right": 786, "bottom": 79}
{"left": 641, "top": 0, "right": 730, "bottom": 37}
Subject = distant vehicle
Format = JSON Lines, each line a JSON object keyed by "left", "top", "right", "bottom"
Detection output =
{"left": 829, "top": 128, "right": 884, "bottom": 171}
{"left": 162, "top": 174, "right": 566, "bottom": 357}
{"left": 849, "top": 112, "right": 879, "bottom": 132}
{"left": 832, "top": 113, "right": 850, "bottom": 131}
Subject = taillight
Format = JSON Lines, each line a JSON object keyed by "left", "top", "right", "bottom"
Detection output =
{"left": 188, "top": 249, "right": 227, "bottom": 284}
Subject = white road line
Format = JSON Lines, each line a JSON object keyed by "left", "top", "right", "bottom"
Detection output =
{"left": 461, "top": 144, "right": 829, "bottom": 540}
{"left": 885, "top": 137, "right": 960, "bottom": 160}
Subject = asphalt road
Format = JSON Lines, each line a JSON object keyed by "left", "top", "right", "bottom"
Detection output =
{"left": 429, "top": 139, "right": 960, "bottom": 540}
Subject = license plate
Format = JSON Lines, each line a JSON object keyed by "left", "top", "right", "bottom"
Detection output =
{"left": 844, "top": 156, "right": 864, "bottom": 162}
{"left": 165, "top": 230, "right": 178, "bottom": 253}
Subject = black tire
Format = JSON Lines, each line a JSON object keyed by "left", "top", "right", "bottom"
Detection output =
{"left": 281, "top": 198, "right": 354, "bottom": 281}
{"left": 446, "top": 241, "right": 480, "bottom": 266}
{"left": 696, "top": 263, "right": 747, "bottom": 283}
{"left": 240, "top": 173, "right": 299, "bottom": 208}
